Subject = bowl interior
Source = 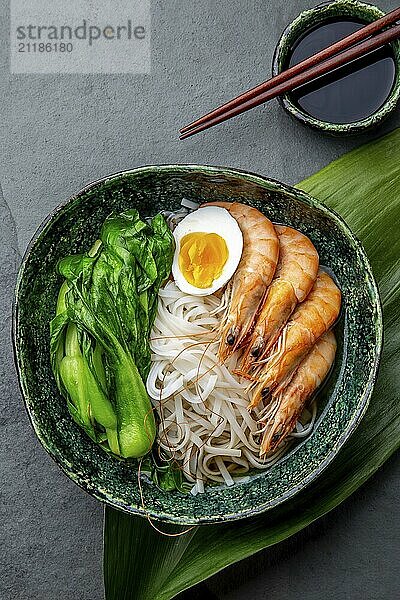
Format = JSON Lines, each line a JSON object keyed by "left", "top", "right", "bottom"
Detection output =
{"left": 14, "top": 165, "right": 382, "bottom": 524}
{"left": 273, "top": 0, "right": 400, "bottom": 134}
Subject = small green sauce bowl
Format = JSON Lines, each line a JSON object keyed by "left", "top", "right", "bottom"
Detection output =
{"left": 273, "top": 0, "right": 400, "bottom": 135}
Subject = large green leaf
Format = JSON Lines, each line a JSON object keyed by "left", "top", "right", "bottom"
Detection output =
{"left": 104, "top": 128, "right": 400, "bottom": 600}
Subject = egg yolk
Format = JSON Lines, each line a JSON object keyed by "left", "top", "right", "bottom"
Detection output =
{"left": 178, "top": 232, "right": 229, "bottom": 289}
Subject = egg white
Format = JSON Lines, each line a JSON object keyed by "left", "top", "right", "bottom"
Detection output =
{"left": 172, "top": 206, "right": 243, "bottom": 296}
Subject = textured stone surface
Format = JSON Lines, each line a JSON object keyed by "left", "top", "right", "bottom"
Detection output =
{"left": 1, "top": 0, "right": 399, "bottom": 598}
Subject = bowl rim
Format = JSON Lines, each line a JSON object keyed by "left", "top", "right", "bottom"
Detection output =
{"left": 272, "top": 0, "right": 400, "bottom": 134}
{"left": 13, "top": 164, "right": 383, "bottom": 524}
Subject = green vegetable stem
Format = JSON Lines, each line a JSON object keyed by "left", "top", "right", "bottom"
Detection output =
{"left": 113, "top": 350, "right": 156, "bottom": 458}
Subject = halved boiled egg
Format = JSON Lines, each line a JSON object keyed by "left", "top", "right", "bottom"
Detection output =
{"left": 172, "top": 206, "right": 243, "bottom": 296}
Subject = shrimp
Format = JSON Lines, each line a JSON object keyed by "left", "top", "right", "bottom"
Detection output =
{"left": 202, "top": 201, "right": 279, "bottom": 361}
{"left": 239, "top": 225, "right": 319, "bottom": 373}
{"left": 258, "top": 330, "right": 337, "bottom": 456}
{"left": 248, "top": 269, "right": 341, "bottom": 409}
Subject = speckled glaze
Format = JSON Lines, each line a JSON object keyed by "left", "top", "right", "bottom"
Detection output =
{"left": 13, "top": 165, "right": 382, "bottom": 524}
{"left": 273, "top": 0, "right": 400, "bottom": 135}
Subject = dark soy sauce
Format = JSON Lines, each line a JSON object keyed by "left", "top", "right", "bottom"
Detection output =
{"left": 286, "top": 19, "right": 396, "bottom": 124}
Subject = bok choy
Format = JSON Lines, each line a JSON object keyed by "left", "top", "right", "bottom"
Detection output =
{"left": 50, "top": 209, "right": 174, "bottom": 459}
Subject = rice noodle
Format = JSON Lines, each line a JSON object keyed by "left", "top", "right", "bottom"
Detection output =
{"left": 146, "top": 280, "right": 316, "bottom": 494}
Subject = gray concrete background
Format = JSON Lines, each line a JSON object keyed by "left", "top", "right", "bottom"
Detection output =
{"left": 1, "top": 0, "right": 399, "bottom": 598}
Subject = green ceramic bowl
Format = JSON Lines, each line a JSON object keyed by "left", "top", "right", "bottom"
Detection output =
{"left": 273, "top": 0, "right": 400, "bottom": 135}
{"left": 13, "top": 165, "right": 382, "bottom": 524}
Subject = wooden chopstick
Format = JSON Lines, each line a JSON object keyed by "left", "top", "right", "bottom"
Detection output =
{"left": 180, "top": 7, "right": 400, "bottom": 139}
